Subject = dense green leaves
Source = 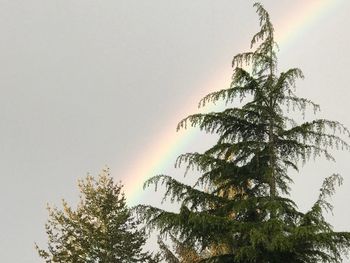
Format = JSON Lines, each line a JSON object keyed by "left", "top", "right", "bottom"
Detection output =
{"left": 138, "top": 2, "right": 350, "bottom": 263}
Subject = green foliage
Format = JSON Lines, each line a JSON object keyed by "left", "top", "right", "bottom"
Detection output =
{"left": 157, "top": 234, "right": 206, "bottom": 263}
{"left": 36, "top": 168, "right": 158, "bottom": 263}
{"left": 137, "top": 2, "right": 350, "bottom": 263}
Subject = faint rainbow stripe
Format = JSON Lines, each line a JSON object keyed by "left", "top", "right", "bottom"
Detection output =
{"left": 122, "top": 0, "right": 344, "bottom": 205}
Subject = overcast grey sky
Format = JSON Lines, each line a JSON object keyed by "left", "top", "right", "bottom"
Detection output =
{"left": 1, "top": 0, "right": 350, "bottom": 262}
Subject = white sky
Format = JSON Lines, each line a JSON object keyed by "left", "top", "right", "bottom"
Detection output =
{"left": 0, "top": 1, "right": 350, "bottom": 262}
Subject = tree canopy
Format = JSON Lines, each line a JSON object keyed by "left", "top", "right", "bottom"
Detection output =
{"left": 138, "top": 3, "right": 350, "bottom": 262}
{"left": 36, "top": 168, "right": 158, "bottom": 263}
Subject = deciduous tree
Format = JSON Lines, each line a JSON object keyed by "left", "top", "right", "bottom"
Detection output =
{"left": 37, "top": 169, "right": 158, "bottom": 263}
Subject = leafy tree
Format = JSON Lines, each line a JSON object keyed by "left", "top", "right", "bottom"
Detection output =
{"left": 138, "top": 3, "right": 350, "bottom": 262}
{"left": 36, "top": 168, "right": 159, "bottom": 263}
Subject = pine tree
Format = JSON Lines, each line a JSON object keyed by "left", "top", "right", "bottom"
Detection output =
{"left": 36, "top": 168, "right": 159, "bottom": 263}
{"left": 137, "top": 3, "right": 350, "bottom": 262}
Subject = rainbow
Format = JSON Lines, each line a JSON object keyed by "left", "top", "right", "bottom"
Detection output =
{"left": 122, "top": 0, "right": 343, "bottom": 205}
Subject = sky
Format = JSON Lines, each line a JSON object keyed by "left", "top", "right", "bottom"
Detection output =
{"left": 0, "top": 0, "right": 350, "bottom": 262}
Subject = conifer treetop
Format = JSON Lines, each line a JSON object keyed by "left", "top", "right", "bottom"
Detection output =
{"left": 138, "top": 3, "right": 350, "bottom": 262}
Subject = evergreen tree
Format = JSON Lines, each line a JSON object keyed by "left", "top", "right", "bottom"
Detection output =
{"left": 157, "top": 233, "right": 234, "bottom": 262}
{"left": 138, "top": 3, "right": 350, "bottom": 262}
{"left": 157, "top": 235, "right": 204, "bottom": 263}
{"left": 36, "top": 168, "right": 159, "bottom": 263}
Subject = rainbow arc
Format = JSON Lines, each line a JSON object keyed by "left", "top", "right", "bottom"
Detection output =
{"left": 121, "top": 0, "right": 342, "bottom": 205}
